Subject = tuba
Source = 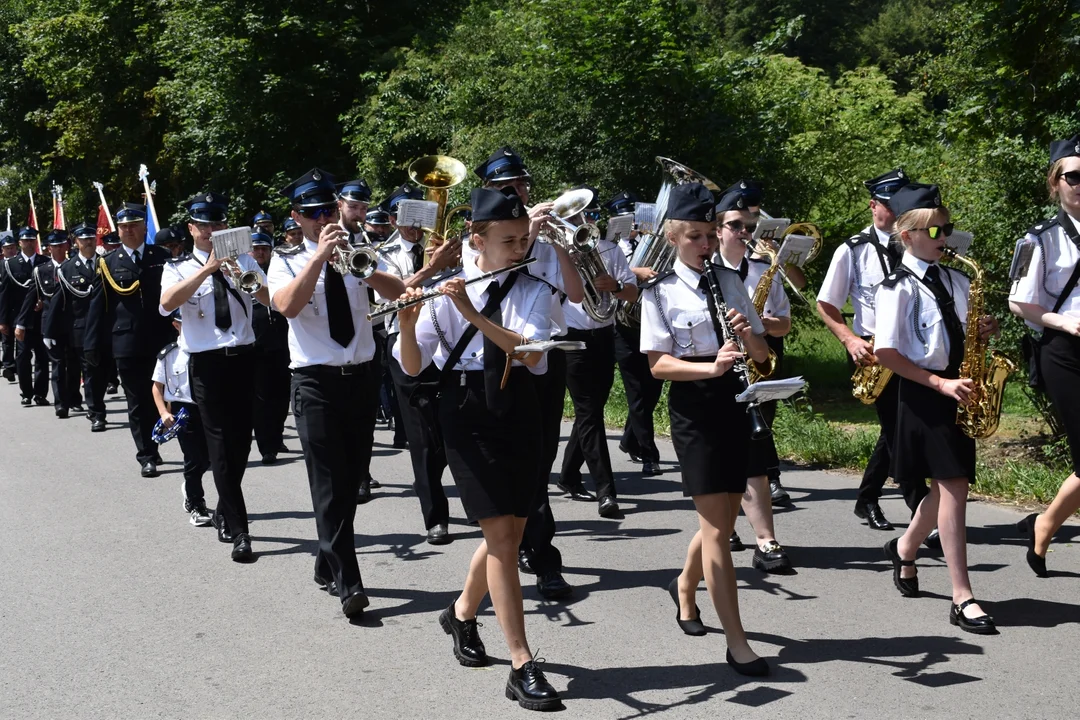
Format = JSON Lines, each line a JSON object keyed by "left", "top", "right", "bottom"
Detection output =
{"left": 540, "top": 188, "right": 615, "bottom": 322}
{"left": 408, "top": 155, "right": 472, "bottom": 263}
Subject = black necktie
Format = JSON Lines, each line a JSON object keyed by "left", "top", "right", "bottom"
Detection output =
{"left": 922, "top": 265, "right": 965, "bottom": 372}
{"left": 483, "top": 281, "right": 510, "bottom": 415}
{"left": 409, "top": 245, "right": 423, "bottom": 274}
{"left": 211, "top": 271, "right": 233, "bottom": 330}
{"left": 886, "top": 241, "right": 903, "bottom": 267}
{"left": 737, "top": 258, "right": 749, "bottom": 282}
{"left": 325, "top": 264, "right": 354, "bottom": 347}
{"left": 132, "top": 249, "right": 141, "bottom": 266}
{"left": 698, "top": 272, "right": 729, "bottom": 349}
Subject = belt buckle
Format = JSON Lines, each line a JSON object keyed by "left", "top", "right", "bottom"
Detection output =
{"left": 224, "top": 346, "right": 238, "bottom": 357}
{"left": 340, "top": 364, "right": 355, "bottom": 376}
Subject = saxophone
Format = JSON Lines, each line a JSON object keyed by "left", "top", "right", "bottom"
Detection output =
{"left": 851, "top": 339, "right": 893, "bottom": 405}
{"left": 745, "top": 241, "right": 780, "bottom": 384}
{"left": 942, "top": 248, "right": 1017, "bottom": 439}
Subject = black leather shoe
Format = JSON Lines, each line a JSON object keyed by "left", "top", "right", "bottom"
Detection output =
{"left": 34, "top": 396, "right": 49, "bottom": 406}
{"left": 923, "top": 528, "right": 942, "bottom": 550}
{"left": 313, "top": 573, "right": 338, "bottom": 596}
{"left": 91, "top": 419, "right": 106, "bottom": 432}
{"left": 598, "top": 496, "right": 621, "bottom": 518}
{"left": 556, "top": 478, "right": 593, "bottom": 501}
{"left": 71, "top": 404, "right": 84, "bottom": 413}
{"left": 439, "top": 603, "right": 488, "bottom": 667}
{"left": 212, "top": 512, "right": 233, "bottom": 544}
{"left": 854, "top": 502, "right": 894, "bottom": 530}
{"left": 729, "top": 531, "right": 745, "bottom": 552}
{"left": 642, "top": 460, "right": 662, "bottom": 477}
{"left": 752, "top": 541, "right": 792, "bottom": 573}
{"left": 341, "top": 590, "right": 370, "bottom": 618}
{"left": 726, "top": 649, "right": 770, "bottom": 677}
{"left": 231, "top": 533, "right": 253, "bottom": 562}
{"left": 55, "top": 408, "right": 69, "bottom": 419}
{"left": 950, "top": 598, "right": 998, "bottom": 635}
{"left": 668, "top": 577, "right": 706, "bottom": 636}
{"left": 367, "top": 476, "right": 381, "bottom": 489}
{"left": 537, "top": 572, "right": 573, "bottom": 599}
{"left": 426, "top": 524, "right": 450, "bottom": 545}
{"left": 618, "top": 443, "right": 643, "bottom": 463}
{"left": 770, "top": 479, "right": 792, "bottom": 507}
{"left": 140, "top": 462, "right": 159, "bottom": 478}
{"left": 1017, "top": 513, "right": 1048, "bottom": 577}
{"left": 20, "top": 397, "right": 31, "bottom": 406}
{"left": 518, "top": 550, "right": 537, "bottom": 575}
{"left": 2, "top": 370, "right": 14, "bottom": 381}
{"left": 106, "top": 382, "right": 119, "bottom": 394}
{"left": 392, "top": 438, "right": 409, "bottom": 449}
{"left": 277, "top": 442, "right": 289, "bottom": 453}
{"left": 883, "top": 538, "right": 919, "bottom": 597}
{"left": 261, "top": 453, "right": 277, "bottom": 465}
{"left": 506, "top": 660, "right": 561, "bottom": 711}
{"left": 356, "top": 477, "right": 372, "bottom": 504}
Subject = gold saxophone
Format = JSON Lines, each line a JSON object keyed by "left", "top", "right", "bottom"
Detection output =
{"left": 745, "top": 242, "right": 780, "bottom": 385}
{"left": 851, "top": 339, "right": 893, "bottom": 405}
{"left": 942, "top": 248, "right": 1017, "bottom": 439}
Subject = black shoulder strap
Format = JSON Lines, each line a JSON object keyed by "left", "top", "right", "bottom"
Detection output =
{"left": 1053, "top": 210, "right": 1080, "bottom": 314}
{"left": 440, "top": 270, "right": 520, "bottom": 380}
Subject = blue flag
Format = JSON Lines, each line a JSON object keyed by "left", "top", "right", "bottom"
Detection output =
{"left": 145, "top": 203, "right": 157, "bottom": 244}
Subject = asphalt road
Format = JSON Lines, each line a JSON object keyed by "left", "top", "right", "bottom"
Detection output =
{"left": 1, "top": 379, "right": 1077, "bottom": 720}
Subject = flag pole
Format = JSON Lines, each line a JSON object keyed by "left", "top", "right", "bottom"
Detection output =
{"left": 92, "top": 181, "right": 116, "bottom": 232}
{"left": 138, "top": 164, "right": 160, "bottom": 232}
{"left": 28, "top": 189, "right": 38, "bottom": 229}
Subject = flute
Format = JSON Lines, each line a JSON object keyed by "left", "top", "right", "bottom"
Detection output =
{"left": 366, "top": 257, "right": 536, "bottom": 321}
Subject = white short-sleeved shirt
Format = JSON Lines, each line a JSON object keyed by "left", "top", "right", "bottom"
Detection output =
{"left": 266, "top": 239, "right": 376, "bottom": 369}
{"left": 874, "top": 253, "right": 971, "bottom": 371}
{"left": 817, "top": 225, "right": 895, "bottom": 336}
{"left": 467, "top": 238, "right": 568, "bottom": 337}
{"left": 159, "top": 248, "right": 261, "bottom": 353}
{"left": 1008, "top": 212, "right": 1080, "bottom": 330}
{"left": 640, "top": 259, "right": 723, "bottom": 358}
{"left": 374, "top": 234, "right": 425, "bottom": 333}
{"left": 563, "top": 239, "right": 636, "bottom": 330}
{"left": 152, "top": 344, "right": 193, "bottom": 404}
{"left": 392, "top": 256, "right": 552, "bottom": 376}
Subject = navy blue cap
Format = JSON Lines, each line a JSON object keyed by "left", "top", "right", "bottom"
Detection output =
{"left": 279, "top": 168, "right": 338, "bottom": 208}
{"left": 666, "top": 183, "right": 716, "bottom": 223}
{"left": 336, "top": 179, "right": 372, "bottom": 203}
{"left": 714, "top": 189, "right": 749, "bottom": 214}
{"left": 70, "top": 223, "right": 97, "bottom": 240}
{"left": 252, "top": 210, "right": 273, "bottom": 225}
{"left": 1050, "top": 135, "right": 1080, "bottom": 164}
{"left": 863, "top": 168, "right": 910, "bottom": 202}
{"left": 183, "top": 192, "right": 229, "bottom": 223}
{"left": 888, "top": 183, "right": 943, "bottom": 218}
{"left": 102, "top": 231, "right": 120, "bottom": 245}
{"left": 1, "top": 234, "right": 16, "bottom": 246}
{"left": 385, "top": 183, "right": 424, "bottom": 214}
{"left": 115, "top": 203, "right": 147, "bottom": 224}
{"left": 46, "top": 229, "right": 70, "bottom": 246}
{"left": 18, "top": 227, "right": 39, "bottom": 241}
{"left": 604, "top": 191, "right": 639, "bottom": 216}
{"left": 723, "top": 179, "right": 764, "bottom": 208}
{"left": 283, "top": 217, "right": 300, "bottom": 232}
{"left": 366, "top": 208, "right": 391, "bottom": 226}
{"left": 250, "top": 229, "right": 273, "bottom": 247}
{"left": 474, "top": 146, "right": 531, "bottom": 183}
{"left": 470, "top": 187, "right": 527, "bottom": 222}
{"left": 154, "top": 227, "right": 182, "bottom": 245}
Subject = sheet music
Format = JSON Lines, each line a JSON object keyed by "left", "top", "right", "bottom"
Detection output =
{"left": 714, "top": 267, "right": 766, "bottom": 336}
{"left": 735, "top": 377, "right": 806, "bottom": 403}
{"left": 634, "top": 203, "right": 657, "bottom": 234}
{"left": 210, "top": 226, "right": 253, "bottom": 258}
{"left": 776, "top": 234, "right": 818, "bottom": 268}
{"left": 397, "top": 200, "right": 439, "bottom": 230}
{"left": 606, "top": 214, "right": 634, "bottom": 242}
{"left": 1009, "top": 238, "right": 1036, "bottom": 282}
{"left": 946, "top": 230, "right": 973, "bottom": 257}
{"left": 753, "top": 217, "right": 790, "bottom": 242}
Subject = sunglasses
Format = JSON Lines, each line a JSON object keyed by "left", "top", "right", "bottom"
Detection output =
{"left": 583, "top": 210, "right": 601, "bottom": 222}
{"left": 914, "top": 223, "right": 955, "bottom": 240}
{"left": 298, "top": 206, "right": 339, "bottom": 220}
{"left": 1058, "top": 170, "right": 1080, "bottom": 187}
{"left": 723, "top": 220, "right": 758, "bottom": 234}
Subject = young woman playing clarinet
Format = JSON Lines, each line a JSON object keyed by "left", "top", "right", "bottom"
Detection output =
{"left": 394, "top": 187, "right": 561, "bottom": 711}
{"left": 1010, "top": 135, "right": 1080, "bottom": 577}
{"left": 640, "top": 182, "right": 771, "bottom": 676}
{"left": 874, "top": 183, "right": 1000, "bottom": 634}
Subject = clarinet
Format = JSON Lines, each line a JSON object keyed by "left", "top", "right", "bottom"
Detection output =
{"left": 701, "top": 259, "right": 772, "bottom": 440}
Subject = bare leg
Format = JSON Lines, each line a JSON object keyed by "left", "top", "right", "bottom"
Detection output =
{"left": 677, "top": 531, "right": 703, "bottom": 620}
{"left": 741, "top": 475, "right": 777, "bottom": 547}
{"left": 477, "top": 515, "right": 532, "bottom": 668}
{"left": 935, "top": 477, "right": 986, "bottom": 617}
{"left": 896, "top": 481, "right": 941, "bottom": 580}
{"left": 455, "top": 540, "right": 489, "bottom": 620}
{"left": 1035, "top": 473, "right": 1080, "bottom": 557}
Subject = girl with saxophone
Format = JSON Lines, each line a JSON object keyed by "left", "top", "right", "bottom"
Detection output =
{"left": 1010, "top": 136, "right": 1080, "bottom": 577}
{"left": 640, "top": 182, "right": 771, "bottom": 677}
{"left": 394, "top": 187, "right": 562, "bottom": 711}
{"left": 873, "top": 183, "right": 1000, "bottom": 634}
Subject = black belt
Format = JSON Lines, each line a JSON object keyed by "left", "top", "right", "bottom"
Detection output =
{"left": 194, "top": 344, "right": 255, "bottom": 357}
{"left": 296, "top": 362, "right": 370, "bottom": 376}
{"left": 566, "top": 326, "right": 614, "bottom": 336}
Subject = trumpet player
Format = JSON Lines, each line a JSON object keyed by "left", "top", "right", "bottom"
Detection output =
{"left": 159, "top": 192, "right": 271, "bottom": 563}
{"left": 267, "top": 168, "right": 404, "bottom": 618}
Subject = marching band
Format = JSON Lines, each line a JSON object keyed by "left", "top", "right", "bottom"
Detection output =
{"left": 2, "top": 135, "right": 1080, "bottom": 711}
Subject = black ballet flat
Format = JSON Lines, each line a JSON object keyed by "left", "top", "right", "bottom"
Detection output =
{"left": 950, "top": 598, "right": 998, "bottom": 635}
{"left": 883, "top": 538, "right": 919, "bottom": 598}
{"left": 667, "top": 577, "right": 706, "bottom": 636}
{"left": 1017, "top": 513, "right": 1048, "bottom": 578}
{"left": 726, "top": 649, "right": 769, "bottom": 677}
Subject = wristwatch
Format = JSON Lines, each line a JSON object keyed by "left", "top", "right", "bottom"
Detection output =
{"left": 614, "top": 280, "right": 624, "bottom": 293}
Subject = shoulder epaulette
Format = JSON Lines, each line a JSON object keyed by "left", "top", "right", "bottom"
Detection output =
{"left": 102, "top": 248, "right": 119, "bottom": 260}
{"left": 942, "top": 264, "right": 970, "bottom": 282}
{"left": 166, "top": 252, "right": 192, "bottom": 264}
{"left": 845, "top": 230, "right": 875, "bottom": 248}
{"left": 880, "top": 266, "right": 911, "bottom": 289}
{"left": 1026, "top": 216, "right": 1059, "bottom": 237}
{"left": 274, "top": 243, "right": 304, "bottom": 257}
{"left": 157, "top": 341, "right": 179, "bottom": 361}
{"left": 421, "top": 266, "right": 463, "bottom": 289}
{"left": 640, "top": 269, "right": 675, "bottom": 290}
{"left": 147, "top": 244, "right": 170, "bottom": 258}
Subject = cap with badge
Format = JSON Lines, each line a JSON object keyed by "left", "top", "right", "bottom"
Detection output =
{"left": 102, "top": 231, "right": 120, "bottom": 246}
{"left": 863, "top": 168, "right": 910, "bottom": 203}
{"left": 1, "top": 234, "right": 16, "bottom": 246}
{"left": 337, "top": 179, "right": 372, "bottom": 203}
{"left": 470, "top": 187, "right": 527, "bottom": 222}
{"left": 887, "top": 182, "right": 943, "bottom": 218}
{"left": 723, "top": 179, "right": 764, "bottom": 208}
{"left": 714, "top": 188, "right": 748, "bottom": 214}
{"left": 604, "top": 191, "right": 640, "bottom": 216}
{"left": 279, "top": 168, "right": 338, "bottom": 208}
{"left": 283, "top": 217, "right": 300, "bottom": 232}
{"left": 474, "top": 146, "right": 531, "bottom": 183}
{"left": 154, "top": 226, "right": 182, "bottom": 246}
{"left": 1050, "top": 134, "right": 1080, "bottom": 163}
{"left": 115, "top": 203, "right": 147, "bottom": 224}
{"left": 70, "top": 223, "right": 97, "bottom": 240}
{"left": 252, "top": 210, "right": 273, "bottom": 225}
{"left": 46, "top": 229, "right": 70, "bottom": 246}
{"left": 365, "top": 207, "right": 390, "bottom": 226}
{"left": 385, "top": 183, "right": 424, "bottom": 215}
{"left": 250, "top": 229, "right": 274, "bottom": 247}
{"left": 184, "top": 192, "right": 229, "bottom": 223}
{"left": 667, "top": 183, "right": 716, "bottom": 223}
{"left": 18, "top": 227, "right": 39, "bottom": 241}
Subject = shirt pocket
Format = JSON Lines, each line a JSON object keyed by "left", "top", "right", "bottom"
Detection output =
{"left": 669, "top": 308, "right": 711, "bottom": 349}
{"left": 914, "top": 295, "right": 943, "bottom": 352}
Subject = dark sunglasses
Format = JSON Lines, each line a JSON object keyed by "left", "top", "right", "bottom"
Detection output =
{"left": 723, "top": 220, "right": 758, "bottom": 234}
{"left": 914, "top": 223, "right": 954, "bottom": 240}
{"left": 1058, "top": 170, "right": 1080, "bottom": 187}
{"left": 583, "top": 210, "right": 601, "bottom": 221}
{"left": 298, "top": 206, "right": 338, "bottom": 220}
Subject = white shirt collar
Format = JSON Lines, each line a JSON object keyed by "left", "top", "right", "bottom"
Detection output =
{"left": 123, "top": 243, "right": 146, "bottom": 259}
{"left": 192, "top": 246, "right": 210, "bottom": 262}
{"left": 873, "top": 225, "right": 891, "bottom": 244}
{"left": 673, "top": 258, "right": 703, "bottom": 288}
{"left": 79, "top": 252, "right": 96, "bottom": 262}
{"left": 21, "top": 251, "right": 34, "bottom": 262}
{"left": 303, "top": 238, "right": 318, "bottom": 253}
{"left": 901, "top": 251, "right": 933, "bottom": 280}
{"left": 1067, "top": 211, "right": 1080, "bottom": 238}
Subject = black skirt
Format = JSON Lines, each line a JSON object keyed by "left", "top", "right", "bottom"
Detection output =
{"left": 438, "top": 367, "right": 542, "bottom": 521}
{"left": 892, "top": 371, "right": 976, "bottom": 485}
{"left": 668, "top": 358, "right": 751, "bottom": 496}
{"left": 1040, "top": 329, "right": 1080, "bottom": 474}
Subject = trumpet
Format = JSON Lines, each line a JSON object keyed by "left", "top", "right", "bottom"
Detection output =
{"left": 210, "top": 227, "right": 263, "bottom": 294}
{"left": 366, "top": 257, "right": 536, "bottom": 322}
{"left": 331, "top": 244, "right": 379, "bottom": 279}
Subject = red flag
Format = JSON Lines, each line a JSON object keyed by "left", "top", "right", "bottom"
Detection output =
{"left": 27, "top": 189, "right": 38, "bottom": 230}
{"left": 52, "top": 193, "right": 66, "bottom": 231}
{"left": 96, "top": 205, "right": 111, "bottom": 247}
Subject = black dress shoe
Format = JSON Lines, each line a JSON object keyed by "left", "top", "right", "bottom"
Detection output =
{"left": 752, "top": 541, "right": 792, "bottom": 573}
{"left": 770, "top": 479, "right": 792, "bottom": 507}
{"left": 313, "top": 573, "right": 339, "bottom": 596}
{"left": 556, "top": 478, "right": 593, "bottom": 501}
{"left": 439, "top": 603, "right": 488, "bottom": 667}
{"left": 55, "top": 408, "right": 69, "bottom": 419}
{"left": 668, "top": 577, "right": 706, "bottom": 636}
{"left": 367, "top": 476, "right": 381, "bottom": 489}
{"left": 726, "top": 649, "right": 770, "bottom": 677}
{"left": 356, "top": 477, "right": 372, "bottom": 504}
{"left": 106, "top": 383, "right": 119, "bottom": 394}
{"left": 854, "top": 502, "right": 894, "bottom": 530}
{"left": 277, "top": 442, "right": 289, "bottom": 453}
{"left": 883, "top": 538, "right": 919, "bottom": 597}
{"left": 1017, "top": 513, "right": 1048, "bottom": 577}
{"left": 641, "top": 460, "right": 662, "bottom": 477}
{"left": 392, "top": 439, "right": 409, "bottom": 449}
{"left": 618, "top": 443, "right": 643, "bottom": 463}
{"left": 518, "top": 550, "right": 537, "bottom": 575}
{"left": 426, "top": 524, "right": 450, "bottom": 545}
{"left": 536, "top": 572, "right": 573, "bottom": 599}
{"left": 212, "top": 513, "right": 234, "bottom": 544}
{"left": 950, "top": 598, "right": 998, "bottom": 635}
{"left": 34, "top": 396, "right": 49, "bottom": 406}
{"left": 91, "top": 419, "right": 106, "bottom": 432}
{"left": 140, "top": 462, "right": 159, "bottom": 478}
{"left": 261, "top": 453, "right": 278, "bottom": 465}
{"left": 729, "top": 531, "right": 745, "bottom": 552}
{"left": 341, "top": 590, "right": 370, "bottom": 617}
{"left": 505, "top": 660, "right": 562, "bottom": 711}
{"left": 231, "top": 533, "right": 253, "bottom": 562}
{"left": 597, "top": 496, "right": 621, "bottom": 518}
{"left": 20, "top": 397, "right": 31, "bottom": 406}
{"left": 924, "top": 528, "right": 942, "bottom": 550}
{"left": 71, "top": 404, "right": 84, "bottom": 413}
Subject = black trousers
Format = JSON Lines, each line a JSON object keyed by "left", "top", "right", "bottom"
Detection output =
{"left": 2, "top": 331, "right": 15, "bottom": 374}
{"left": 520, "top": 347, "right": 565, "bottom": 575}
{"left": 174, "top": 401, "right": 210, "bottom": 502}
{"left": 48, "top": 339, "right": 82, "bottom": 411}
{"left": 16, "top": 332, "right": 49, "bottom": 400}
{"left": 361, "top": 335, "right": 385, "bottom": 481}
{"left": 103, "top": 355, "right": 119, "bottom": 388}
{"left": 293, "top": 363, "right": 378, "bottom": 598}
{"left": 117, "top": 355, "right": 158, "bottom": 465}
{"left": 561, "top": 326, "right": 617, "bottom": 499}
{"left": 189, "top": 350, "right": 256, "bottom": 536}
{"left": 252, "top": 349, "right": 291, "bottom": 456}
{"left": 614, "top": 323, "right": 663, "bottom": 463}
{"left": 388, "top": 350, "right": 449, "bottom": 530}
{"left": 80, "top": 347, "right": 106, "bottom": 422}
{"left": 377, "top": 331, "right": 408, "bottom": 446}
